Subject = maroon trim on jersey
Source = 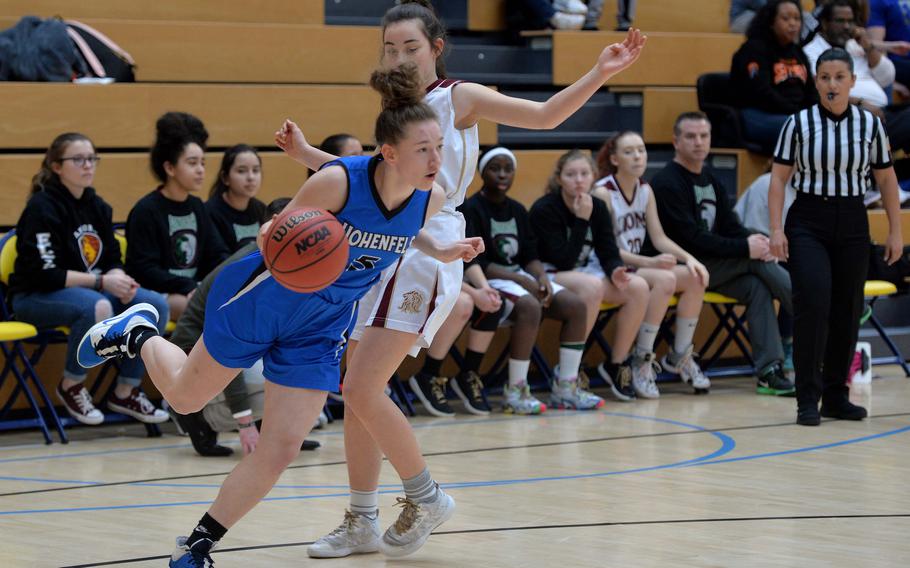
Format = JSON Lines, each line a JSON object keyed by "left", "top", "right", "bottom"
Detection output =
{"left": 425, "top": 78, "right": 463, "bottom": 94}
{"left": 417, "top": 273, "right": 440, "bottom": 333}
{"left": 371, "top": 257, "right": 403, "bottom": 328}
{"left": 605, "top": 175, "right": 643, "bottom": 207}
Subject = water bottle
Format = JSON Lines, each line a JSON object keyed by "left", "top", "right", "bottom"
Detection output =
{"left": 849, "top": 342, "right": 872, "bottom": 414}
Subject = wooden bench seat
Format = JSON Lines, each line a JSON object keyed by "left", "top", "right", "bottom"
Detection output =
{"left": 0, "top": 18, "right": 379, "bottom": 84}
{"left": 0, "top": 0, "right": 323, "bottom": 25}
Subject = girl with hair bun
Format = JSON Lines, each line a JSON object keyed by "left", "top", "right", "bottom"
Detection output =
{"left": 78, "top": 63, "right": 482, "bottom": 567}
{"left": 277, "top": 2, "right": 645, "bottom": 557}
{"left": 11, "top": 133, "right": 170, "bottom": 426}
{"left": 125, "top": 111, "right": 229, "bottom": 322}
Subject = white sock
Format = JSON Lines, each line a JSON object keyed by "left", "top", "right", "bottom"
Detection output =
{"left": 557, "top": 343, "right": 585, "bottom": 381}
{"left": 674, "top": 317, "right": 698, "bottom": 355}
{"left": 635, "top": 323, "right": 660, "bottom": 355}
{"left": 508, "top": 358, "right": 531, "bottom": 387}
{"left": 350, "top": 489, "right": 378, "bottom": 516}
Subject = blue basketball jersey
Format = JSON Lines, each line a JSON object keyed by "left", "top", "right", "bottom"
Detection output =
{"left": 320, "top": 154, "right": 431, "bottom": 304}
{"left": 202, "top": 154, "right": 430, "bottom": 390}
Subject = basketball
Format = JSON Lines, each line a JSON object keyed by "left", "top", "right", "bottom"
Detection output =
{"left": 262, "top": 207, "right": 349, "bottom": 293}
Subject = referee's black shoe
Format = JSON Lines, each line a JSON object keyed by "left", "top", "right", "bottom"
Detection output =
{"left": 796, "top": 406, "right": 821, "bottom": 426}
{"left": 756, "top": 363, "right": 795, "bottom": 396}
{"left": 821, "top": 399, "right": 868, "bottom": 421}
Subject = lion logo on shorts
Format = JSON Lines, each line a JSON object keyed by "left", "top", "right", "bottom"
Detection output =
{"left": 399, "top": 290, "right": 425, "bottom": 314}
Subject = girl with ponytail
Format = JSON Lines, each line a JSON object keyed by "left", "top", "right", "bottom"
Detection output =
{"left": 78, "top": 62, "right": 482, "bottom": 568}
{"left": 276, "top": 0, "right": 646, "bottom": 558}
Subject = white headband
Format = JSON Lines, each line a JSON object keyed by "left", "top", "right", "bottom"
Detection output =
{"left": 478, "top": 147, "right": 517, "bottom": 174}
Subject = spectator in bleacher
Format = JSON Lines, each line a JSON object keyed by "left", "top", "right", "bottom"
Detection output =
{"left": 730, "top": 0, "right": 769, "bottom": 34}
{"left": 10, "top": 132, "right": 170, "bottom": 426}
{"left": 507, "top": 0, "right": 607, "bottom": 31}
{"left": 530, "top": 149, "right": 649, "bottom": 402}
{"left": 651, "top": 111, "right": 795, "bottom": 396}
{"left": 734, "top": 170, "right": 796, "bottom": 373}
{"left": 307, "top": 133, "right": 365, "bottom": 177}
{"left": 461, "top": 147, "right": 605, "bottom": 413}
{"left": 126, "top": 112, "right": 229, "bottom": 322}
{"left": 868, "top": 0, "right": 910, "bottom": 88}
{"left": 206, "top": 144, "right": 266, "bottom": 253}
{"left": 730, "top": 0, "right": 818, "bottom": 153}
{"left": 804, "top": 0, "right": 910, "bottom": 152}
{"left": 593, "top": 132, "right": 711, "bottom": 397}
{"left": 168, "top": 197, "right": 322, "bottom": 456}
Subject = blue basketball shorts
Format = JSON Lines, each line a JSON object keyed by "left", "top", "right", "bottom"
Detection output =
{"left": 202, "top": 252, "right": 356, "bottom": 391}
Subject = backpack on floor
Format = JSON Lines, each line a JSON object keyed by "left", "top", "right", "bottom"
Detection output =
{"left": 65, "top": 19, "right": 136, "bottom": 82}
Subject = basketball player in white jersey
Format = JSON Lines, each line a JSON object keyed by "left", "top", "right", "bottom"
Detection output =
{"left": 593, "top": 131, "right": 711, "bottom": 396}
{"left": 276, "top": 1, "right": 646, "bottom": 558}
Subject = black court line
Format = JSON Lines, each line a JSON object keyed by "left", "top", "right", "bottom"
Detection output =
{"left": 4, "top": 412, "right": 910, "bottom": 498}
{"left": 59, "top": 513, "right": 910, "bottom": 568}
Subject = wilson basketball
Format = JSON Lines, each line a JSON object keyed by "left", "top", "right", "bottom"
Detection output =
{"left": 263, "top": 207, "right": 349, "bottom": 293}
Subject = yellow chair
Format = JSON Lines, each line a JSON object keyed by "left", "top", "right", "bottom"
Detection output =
{"left": 1, "top": 230, "right": 162, "bottom": 436}
{"left": 0, "top": 233, "right": 68, "bottom": 443}
{"left": 863, "top": 280, "right": 909, "bottom": 376}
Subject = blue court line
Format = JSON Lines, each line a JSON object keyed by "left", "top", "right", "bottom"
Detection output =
{"left": 2, "top": 421, "right": 908, "bottom": 517}
{"left": 4, "top": 416, "right": 905, "bottom": 517}
{"left": 0, "top": 413, "right": 735, "bottom": 515}
{"left": 685, "top": 423, "right": 910, "bottom": 468}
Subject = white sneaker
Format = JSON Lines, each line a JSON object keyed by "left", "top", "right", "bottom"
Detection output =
{"left": 307, "top": 510, "right": 380, "bottom": 558}
{"left": 662, "top": 345, "right": 711, "bottom": 393}
{"left": 553, "top": 0, "right": 589, "bottom": 15}
{"left": 379, "top": 488, "right": 455, "bottom": 557}
{"left": 631, "top": 352, "right": 661, "bottom": 399}
{"left": 550, "top": 12, "right": 585, "bottom": 29}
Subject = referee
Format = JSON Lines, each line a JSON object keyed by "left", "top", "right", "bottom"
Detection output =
{"left": 769, "top": 47, "right": 904, "bottom": 426}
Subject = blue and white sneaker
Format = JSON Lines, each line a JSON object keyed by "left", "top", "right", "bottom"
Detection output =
{"left": 77, "top": 303, "right": 159, "bottom": 369}
{"left": 170, "top": 536, "right": 217, "bottom": 567}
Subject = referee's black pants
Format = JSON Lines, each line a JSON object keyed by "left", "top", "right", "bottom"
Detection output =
{"left": 786, "top": 195, "right": 869, "bottom": 409}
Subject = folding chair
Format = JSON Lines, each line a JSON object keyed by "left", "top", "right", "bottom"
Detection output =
{"left": 0, "top": 320, "right": 68, "bottom": 444}
{"left": 863, "top": 280, "right": 910, "bottom": 376}
{"left": 1, "top": 231, "right": 161, "bottom": 436}
{"left": 698, "top": 292, "right": 755, "bottom": 377}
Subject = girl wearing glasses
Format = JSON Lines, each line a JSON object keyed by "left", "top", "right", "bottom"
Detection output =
{"left": 9, "top": 132, "right": 171, "bottom": 426}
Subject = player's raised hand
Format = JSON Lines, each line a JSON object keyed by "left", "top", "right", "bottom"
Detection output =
{"left": 596, "top": 28, "right": 646, "bottom": 81}
{"left": 274, "top": 119, "right": 310, "bottom": 163}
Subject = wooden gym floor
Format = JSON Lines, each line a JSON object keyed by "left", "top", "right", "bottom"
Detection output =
{"left": 0, "top": 369, "right": 908, "bottom": 567}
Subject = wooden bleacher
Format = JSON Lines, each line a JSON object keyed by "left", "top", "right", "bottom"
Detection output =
{"left": 552, "top": 31, "right": 743, "bottom": 87}
{"left": 0, "top": 0, "right": 323, "bottom": 24}
{"left": 0, "top": 17, "right": 380, "bottom": 84}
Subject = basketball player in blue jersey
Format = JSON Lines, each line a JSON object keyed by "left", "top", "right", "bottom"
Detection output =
{"left": 76, "top": 64, "right": 482, "bottom": 567}
{"left": 274, "top": 1, "right": 647, "bottom": 559}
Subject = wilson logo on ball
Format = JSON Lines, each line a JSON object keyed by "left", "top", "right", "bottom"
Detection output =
{"left": 270, "top": 210, "right": 324, "bottom": 243}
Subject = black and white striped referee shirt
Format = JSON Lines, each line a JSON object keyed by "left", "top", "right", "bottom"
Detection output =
{"left": 773, "top": 104, "right": 892, "bottom": 197}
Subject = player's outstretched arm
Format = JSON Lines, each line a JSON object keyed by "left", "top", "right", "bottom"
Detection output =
{"left": 275, "top": 119, "right": 339, "bottom": 170}
{"left": 452, "top": 28, "right": 646, "bottom": 130}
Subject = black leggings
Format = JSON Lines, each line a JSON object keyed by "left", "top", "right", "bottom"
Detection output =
{"left": 786, "top": 195, "right": 869, "bottom": 408}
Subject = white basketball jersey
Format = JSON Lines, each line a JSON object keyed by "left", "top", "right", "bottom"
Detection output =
{"left": 425, "top": 79, "right": 479, "bottom": 211}
{"left": 600, "top": 174, "right": 649, "bottom": 254}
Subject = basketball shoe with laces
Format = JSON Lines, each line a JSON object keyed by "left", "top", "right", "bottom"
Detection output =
{"left": 307, "top": 510, "right": 380, "bottom": 558}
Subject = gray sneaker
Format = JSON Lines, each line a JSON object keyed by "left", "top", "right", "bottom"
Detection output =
{"left": 307, "top": 510, "right": 380, "bottom": 558}
{"left": 631, "top": 352, "right": 661, "bottom": 399}
{"left": 661, "top": 345, "right": 710, "bottom": 393}
{"left": 379, "top": 488, "right": 455, "bottom": 558}
{"left": 502, "top": 382, "right": 546, "bottom": 414}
